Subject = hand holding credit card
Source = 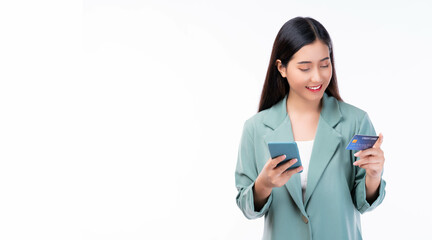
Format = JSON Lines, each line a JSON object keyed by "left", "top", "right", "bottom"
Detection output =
{"left": 346, "top": 135, "right": 379, "bottom": 150}
{"left": 351, "top": 133, "right": 385, "bottom": 179}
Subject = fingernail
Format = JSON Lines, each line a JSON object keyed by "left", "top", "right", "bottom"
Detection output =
{"left": 354, "top": 152, "right": 359, "bottom": 157}
{"left": 292, "top": 158, "right": 297, "bottom": 162}
{"left": 353, "top": 162, "right": 357, "bottom": 166}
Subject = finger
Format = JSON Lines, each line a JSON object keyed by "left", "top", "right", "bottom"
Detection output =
{"left": 373, "top": 133, "right": 383, "bottom": 149}
{"left": 359, "top": 155, "right": 384, "bottom": 163}
{"left": 275, "top": 158, "right": 298, "bottom": 174}
{"left": 357, "top": 162, "right": 382, "bottom": 168}
{"left": 356, "top": 163, "right": 383, "bottom": 172}
{"left": 353, "top": 157, "right": 383, "bottom": 166}
{"left": 354, "top": 148, "right": 382, "bottom": 158}
{"left": 268, "top": 155, "right": 287, "bottom": 168}
{"left": 353, "top": 150, "right": 363, "bottom": 159}
{"left": 282, "top": 166, "right": 303, "bottom": 178}
{"left": 355, "top": 154, "right": 385, "bottom": 165}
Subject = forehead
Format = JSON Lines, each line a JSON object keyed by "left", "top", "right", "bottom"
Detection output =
{"left": 290, "top": 40, "right": 330, "bottom": 62}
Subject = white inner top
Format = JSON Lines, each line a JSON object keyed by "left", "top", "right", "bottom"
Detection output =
{"left": 295, "top": 139, "right": 314, "bottom": 202}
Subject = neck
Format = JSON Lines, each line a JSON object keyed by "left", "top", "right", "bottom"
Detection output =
{"left": 286, "top": 91, "right": 322, "bottom": 115}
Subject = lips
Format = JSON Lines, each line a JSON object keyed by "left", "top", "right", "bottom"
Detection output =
{"left": 306, "top": 85, "right": 322, "bottom": 92}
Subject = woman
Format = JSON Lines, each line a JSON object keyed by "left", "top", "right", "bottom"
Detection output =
{"left": 235, "top": 17, "right": 386, "bottom": 240}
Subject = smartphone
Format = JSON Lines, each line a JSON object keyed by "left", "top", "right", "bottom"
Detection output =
{"left": 268, "top": 142, "right": 303, "bottom": 173}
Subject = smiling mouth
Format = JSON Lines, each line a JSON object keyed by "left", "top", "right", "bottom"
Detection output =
{"left": 306, "top": 85, "right": 322, "bottom": 91}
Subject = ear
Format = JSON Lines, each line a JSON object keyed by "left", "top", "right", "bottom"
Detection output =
{"left": 276, "top": 59, "right": 287, "bottom": 78}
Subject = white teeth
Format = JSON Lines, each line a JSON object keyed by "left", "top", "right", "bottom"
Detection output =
{"left": 307, "top": 85, "right": 321, "bottom": 90}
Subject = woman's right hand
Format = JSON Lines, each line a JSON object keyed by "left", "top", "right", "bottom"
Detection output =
{"left": 253, "top": 155, "right": 303, "bottom": 210}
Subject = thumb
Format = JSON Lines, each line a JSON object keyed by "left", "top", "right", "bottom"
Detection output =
{"left": 373, "top": 133, "right": 383, "bottom": 148}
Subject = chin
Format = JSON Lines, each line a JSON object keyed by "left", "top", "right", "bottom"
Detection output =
{"left": 304, "top": 90, "right": 325, "bottom": 100}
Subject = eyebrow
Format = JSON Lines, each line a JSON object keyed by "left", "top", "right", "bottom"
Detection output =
{"left": 297, "top": 57, "right": 329, "bottom": 64}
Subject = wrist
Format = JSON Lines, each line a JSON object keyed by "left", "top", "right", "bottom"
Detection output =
{"left": 365, "top": 174, "right": 381, "bottom": 203}
{"left": 365, "top": 174, "right": 381, "bottom": 188}
{"left": 254, "top": 176, "right": 272, "bottom": 199}
{"left": 366, "top": 172, "right": 382, "bottom": 180}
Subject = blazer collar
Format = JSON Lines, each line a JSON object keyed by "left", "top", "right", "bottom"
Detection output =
{"left": 263, "top": 92, "right": 342, "bottom": 130}
{"left": 263, "top": 92, "right": 343, "bottom": 213}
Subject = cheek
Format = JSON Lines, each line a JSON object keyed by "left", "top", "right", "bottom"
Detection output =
{"left": 286, "top": 71, "right": 308, "bottom": 87}
{"left": 323, "top": 68, "right": 332, "bottom": 83}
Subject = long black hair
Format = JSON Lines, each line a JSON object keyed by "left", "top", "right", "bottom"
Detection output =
{"left": 258, "top": 17, "right": 342, "bottom": 112}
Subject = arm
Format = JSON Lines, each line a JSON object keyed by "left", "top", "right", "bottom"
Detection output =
{"left": 235, "top": 120, "right": 273, "bottom": 219}
{"left": 352, "top": 113, "right": 387, "bottom": 213}
{"left": 235, "top": 120, "right": 301, "bottom": 218}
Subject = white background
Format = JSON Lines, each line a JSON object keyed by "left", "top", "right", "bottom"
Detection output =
{"left": 0, "top": 0, "right": 431, "bottom": 239}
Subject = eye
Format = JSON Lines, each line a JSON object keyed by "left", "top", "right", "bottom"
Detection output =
{"left": 299, "top": 68, "right": 310, "bottom": 72}
{"left": 320, "top": 64, "right": 330, "bottom": 68}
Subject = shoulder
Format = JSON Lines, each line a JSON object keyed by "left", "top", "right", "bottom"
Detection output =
{"left": 321, "top": 93, "right": 371, "bottom": 128}
{"left": 336, "top": 100, "right": 374, "bottom": 133}
{"left": 243, "top": 95, "right": 288, "bottom": 133}
{"left": 322, "top": 93, "right": 373, "bottom": 132}
{"left": 338, "top": 101, "right": 368, "bottom": 121}
{"left": 242, "top": 109, "right": 269, "bottom": 133}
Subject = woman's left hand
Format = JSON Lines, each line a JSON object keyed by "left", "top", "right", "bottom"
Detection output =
{"left": 353, "top": 133, "right": 385, "bottom": 178}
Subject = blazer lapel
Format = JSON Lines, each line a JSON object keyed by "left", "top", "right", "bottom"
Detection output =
{"left": 263, "top": 95, "right": 306, "bottom": 216}
{"left": 304, "top": 93, "right": 342, "bottom": 207}
{"left": 262, "top": 93, "right": 343, "bottom": 213}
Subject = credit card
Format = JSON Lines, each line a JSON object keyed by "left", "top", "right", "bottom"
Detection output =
{"left": 346, "top": 134, "right": 379, "bottom": 150}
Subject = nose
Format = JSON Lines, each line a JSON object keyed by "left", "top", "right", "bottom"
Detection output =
{"left": 310, "top": 68, "right": 322, "bottom": 83}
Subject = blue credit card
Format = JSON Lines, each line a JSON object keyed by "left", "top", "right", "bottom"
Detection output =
{"left": 346, "top": 135, "right": 379, "bottom": 150}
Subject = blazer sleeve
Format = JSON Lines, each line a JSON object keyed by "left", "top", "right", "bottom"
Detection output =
{"left": 352, "top": 113, "right": 387, "bottom": 214}
{"left": 235, "top": 119, "right": 273, "bottom": 219}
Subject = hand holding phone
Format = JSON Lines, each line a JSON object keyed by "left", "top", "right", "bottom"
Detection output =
{"left": 254, "top": 153, "right": 302, "bottom": 211}
{"left": 268, "top": 142, "right": 303, "bottom": 173}
{"left": 254, "top": 145, "right": 304, "bottom": 207}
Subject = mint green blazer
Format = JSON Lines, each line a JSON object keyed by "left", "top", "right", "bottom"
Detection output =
{"left": 235, "top": 93, "right": 386, "bottom": 240}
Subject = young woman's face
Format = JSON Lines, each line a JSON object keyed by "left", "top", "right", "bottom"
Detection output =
{"left": 278, "top": 40, "right": 332, "bottom": 103}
